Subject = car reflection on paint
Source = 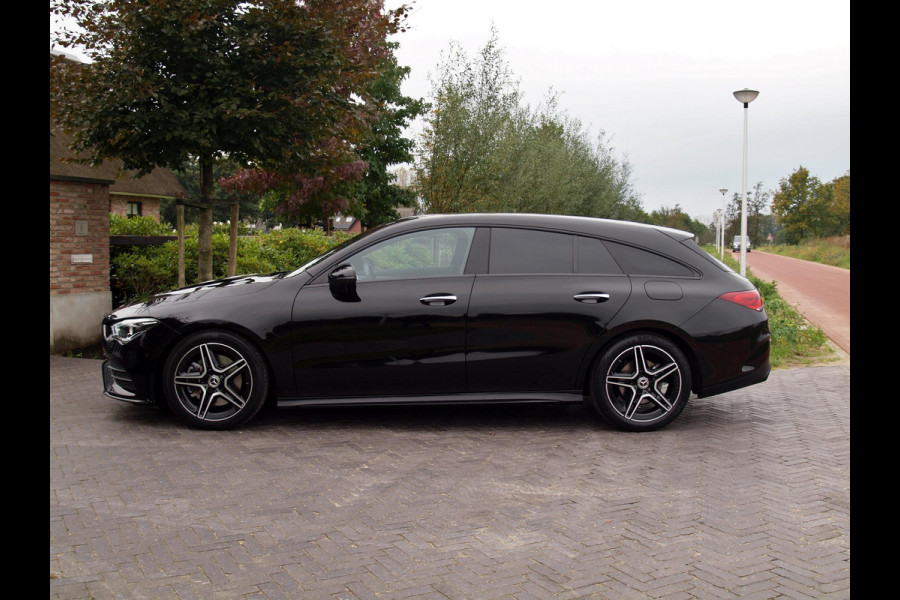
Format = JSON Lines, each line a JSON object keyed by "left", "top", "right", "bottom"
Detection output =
{"left": 102, "top": 213, "right": 770, "bottom": 432}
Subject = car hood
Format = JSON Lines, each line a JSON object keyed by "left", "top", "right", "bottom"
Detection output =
{"left": 111, "top": 272, "right": 297, "bottom": 319}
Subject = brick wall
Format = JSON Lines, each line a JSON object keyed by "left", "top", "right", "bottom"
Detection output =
{"left": 109, "top": 194, "right": 162, "bottom": 221}
{"left": 50, "top": 180, "right": 111, "bottom": 295}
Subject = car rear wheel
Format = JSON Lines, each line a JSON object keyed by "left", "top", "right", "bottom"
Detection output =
{"left": 590, "top": 334, "right": 691, "bottom": 432}
{"left": 163, "top": 331, "right": 269, "bottom": 430}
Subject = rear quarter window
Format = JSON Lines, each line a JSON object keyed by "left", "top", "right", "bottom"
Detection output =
{"left": 604, "top": 241, "right": 696, "bottom": 277}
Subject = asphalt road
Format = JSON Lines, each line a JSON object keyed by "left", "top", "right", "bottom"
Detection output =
{"left": 737, "top": 249, "right": 850, "bottom": 355}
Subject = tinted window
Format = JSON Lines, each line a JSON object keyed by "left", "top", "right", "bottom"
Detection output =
{"left": 350, "top": 227, "right": 475, "bottom": 280}
{"left": 489, "top": 228, "right": 573, "bottom": 274}
{"left": 604, "top": 241, "right": 695, "bottom": 277}
{"left": 576, "top": 236, "right": 623, "bottom": 274}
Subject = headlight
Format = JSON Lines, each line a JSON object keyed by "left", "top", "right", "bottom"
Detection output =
{"left": 104, "top": 318, "right": 159, "bottom": 343}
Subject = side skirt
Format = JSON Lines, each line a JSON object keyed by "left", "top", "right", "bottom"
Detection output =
{"left": 277, "top": 391, "right": 586, "bottom": 408}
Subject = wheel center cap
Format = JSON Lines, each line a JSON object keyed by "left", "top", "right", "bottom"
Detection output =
{"left": 208, "top": 374, "right": 221, "bottom": 389}
{"left": 637, "top": 376, "right": 650, "bottom": 390}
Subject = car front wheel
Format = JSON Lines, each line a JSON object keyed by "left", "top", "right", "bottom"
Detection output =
{"left": 163, "top": 331, "right": 269, "bottom": 430}
{"left": 590, "top": 334, "right": 691, "bottom": 432}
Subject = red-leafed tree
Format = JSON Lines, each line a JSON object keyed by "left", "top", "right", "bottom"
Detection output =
{"left": 51, "top": 0, "right": 407, "bottom": 282}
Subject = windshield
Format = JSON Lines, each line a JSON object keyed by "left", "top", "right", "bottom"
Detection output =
{"left": 285, "top": 236, "right": 358, "bottom": 278}
{"left": 284, "top": 220, "right": 408, "bottom": 278}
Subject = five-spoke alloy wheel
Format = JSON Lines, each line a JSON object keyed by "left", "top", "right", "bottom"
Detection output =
{"left": 163, "top": 331, "right": 269, "bottom": 430}
{"left": 591, "top": 334, "right": 691, "bottom": 432}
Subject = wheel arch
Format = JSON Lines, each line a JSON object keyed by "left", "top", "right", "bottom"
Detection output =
{"left": 150, "top": 321, "right": 278, "bottom": 408}
{"left": 580, "top": 323, "right": 702, "bottom": 397}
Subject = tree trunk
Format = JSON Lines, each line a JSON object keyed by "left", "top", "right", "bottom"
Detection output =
{"left": 198, "top": 156, "right": 214, "bottom": 283}
{"left": 227, "top": 201, "right": 239, "bottom": 277}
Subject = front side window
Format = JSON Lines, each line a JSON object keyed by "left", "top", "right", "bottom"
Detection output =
{"left": 349, "top": 227, "right": 476, "bottom": 281}
{"left": 126, "top": 201, "right": 142, "bottom": 217}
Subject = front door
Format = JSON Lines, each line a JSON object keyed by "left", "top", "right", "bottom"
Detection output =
{"left": 290, "top": 227, "right": 476, "bottom": 398}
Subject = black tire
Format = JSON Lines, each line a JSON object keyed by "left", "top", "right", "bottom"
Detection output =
{"left": 589, "top": 334, "right": 691, "bottom": 432}
{"left": 162, "top": 330, "right": 269, "bottom": 430}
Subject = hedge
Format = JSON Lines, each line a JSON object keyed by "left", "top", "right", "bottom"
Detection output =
{"left": 110, "top": 216, "right": 355, "bottom": 305}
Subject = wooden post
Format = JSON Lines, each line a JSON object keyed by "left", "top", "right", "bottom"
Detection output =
{"left": 197, "top": 157, "right": 214, "bottom": 283}
{"left": 227, "top": 200, "right": 240, "bottom": 277}
{"left": 176, "top": 197, "right": 185, "bottom": 288}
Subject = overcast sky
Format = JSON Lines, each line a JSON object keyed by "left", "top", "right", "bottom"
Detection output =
{"left": 387, "top": 0, "right": 850, "bottom": 221}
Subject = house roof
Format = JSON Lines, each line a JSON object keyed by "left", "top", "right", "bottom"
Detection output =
{"left": 50, "top": 120, "right": 186, "bottom": 199}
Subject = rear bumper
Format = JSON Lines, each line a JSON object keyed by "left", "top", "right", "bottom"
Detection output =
{"left": 696, "top": 359, "right": 770, "bottom": 398}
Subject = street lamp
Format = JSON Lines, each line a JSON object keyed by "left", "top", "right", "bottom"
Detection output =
{"left": 718, "top": 188, "right": 727, "bottom": 260}
{"left": 733, "top": 88, "right": 759, "bottom": 276}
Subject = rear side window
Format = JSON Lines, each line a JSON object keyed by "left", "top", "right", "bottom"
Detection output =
{"left": 576, "top": 236, "right": 623, "bottom": 274}
{"left": 604, "top": 241, "right": 696, "bottom": 277}
{"left": 489, "top": 228, "right": 572, "bottom": 274}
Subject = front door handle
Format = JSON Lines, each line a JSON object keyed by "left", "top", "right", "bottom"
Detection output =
{"left": 420, "top": 294, "right": 457, "bottom": 306}
{"left": 574, "top": 292, "right": 610, "bottom": 304}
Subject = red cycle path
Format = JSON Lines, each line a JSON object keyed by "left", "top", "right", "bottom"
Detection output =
{"left": 736, "top": 250, "right": 850, "bottom": 355}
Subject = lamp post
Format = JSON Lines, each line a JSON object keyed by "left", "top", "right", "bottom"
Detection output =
{"left": 733, "top": 89, "right": 759, "bottom": 276}
{"left": 718, "top": 188, "right": 727, "bottom": 260}
{"left": 712, "top": 209, "right": 720, "bottom": 253}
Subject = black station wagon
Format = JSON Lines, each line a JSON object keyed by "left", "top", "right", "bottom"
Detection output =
{"left": 102, "top": 213, "right": 770, "bottom": 432}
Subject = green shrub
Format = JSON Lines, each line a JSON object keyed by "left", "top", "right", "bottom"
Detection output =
{"left": 110, "top": 226, "right": 355, "bottom": 305}
{"left": 110, "top": 213, "right": 174, "bottom": 236}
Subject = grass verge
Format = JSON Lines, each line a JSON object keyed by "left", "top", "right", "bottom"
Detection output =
{"left": 757, "top": 235, "right": 849, "bottom": 269}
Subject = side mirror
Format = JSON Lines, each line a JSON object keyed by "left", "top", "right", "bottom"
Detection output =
{"left": 328, "top": 263, "right": 360, "bottom": 302}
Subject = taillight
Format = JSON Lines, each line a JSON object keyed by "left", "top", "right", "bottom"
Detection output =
{"left": 719, "top": 290, "right": 763, "bottom": 311}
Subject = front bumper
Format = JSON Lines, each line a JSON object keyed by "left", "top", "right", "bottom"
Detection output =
{"left": 100, "top": 312, "right": 180, "bottom": 407}
{"left": 102, "top": 360, "right": 154, "bottom": 404}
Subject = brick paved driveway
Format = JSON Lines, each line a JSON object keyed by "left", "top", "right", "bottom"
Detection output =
{"left": 50, "top": 356, "right": 849, "bottom": 599}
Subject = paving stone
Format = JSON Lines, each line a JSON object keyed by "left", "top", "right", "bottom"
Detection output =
{"left": 51, "top": 357, "right": 850, "bottom": 599}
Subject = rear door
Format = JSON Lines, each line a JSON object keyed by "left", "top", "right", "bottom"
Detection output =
{"left": 465, "top": 228, "right": 631, "bottom": 393}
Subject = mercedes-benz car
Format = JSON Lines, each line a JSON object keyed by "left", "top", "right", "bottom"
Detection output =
{"left": 101, "top": 213, "right": 770, "bottom": 432}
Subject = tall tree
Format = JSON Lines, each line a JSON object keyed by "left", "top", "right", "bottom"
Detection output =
{"left": 771, "top": 166, "right": 828, "bottom": 243}
{"left": 415, "top": 29, "right": 642, "bottom": 219}
{"left": 648, "top": 205, "right": 708, "bottom": 241}
{"left": 51, "top": 0, "right": 404, "bottom": 282}
{"left": 349, "top": 42, "right": 427, "bottom": 228}
{"left": 725, "top": 182, "right": 769, "bottom": 245}
{"left": 828, "top": 170, "right": 851, "bottom": 236}
{"left": 416, "top": 29, "right": 522, "bottom": 214}
{"left": 747, "top": 181, "right": 771, "bottom": 244}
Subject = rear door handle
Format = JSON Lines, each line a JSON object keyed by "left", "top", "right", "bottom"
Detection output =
{"left": 420, "top": 294, "right": 457, "bottom": 306}
{"left": 574, "top": 293, "right": 610, "bottom": 304}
